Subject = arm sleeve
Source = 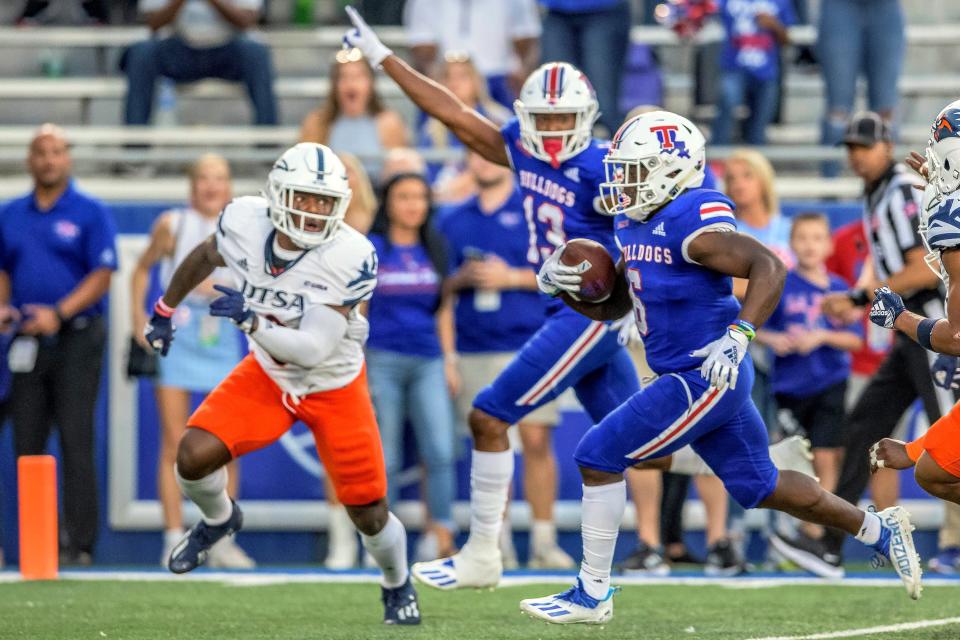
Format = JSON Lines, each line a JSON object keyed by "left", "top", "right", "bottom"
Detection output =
{"left": 249, "top": 304, "right": 347, "bottom": 369}
{"left": 509, "top": 0, "right": 542, "bottom": 38}
{"left": 85, "top": 203, "right": 119, "bottom": 272}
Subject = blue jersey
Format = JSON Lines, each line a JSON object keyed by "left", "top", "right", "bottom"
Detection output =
{"left": 616, "top": 188, "right": 740, "bottom": 375}
{"left": 437, "top": 189, "right": 547, "bottom": 353}
{"left": 501, "top": 118, "right": 618, "bottom": 269}
{"left": 766, "top": 271, "right": 860, "bottom": 398}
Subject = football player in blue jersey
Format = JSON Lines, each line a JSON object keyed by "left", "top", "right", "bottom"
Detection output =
{"left": 520, "top": 110, "right": 923, "bottom": 624}
{"left": 870, "top": 99, "right": 960, "bottom": 507}
{"left": 344, "top": 7, "right": 643, "bottom": 589}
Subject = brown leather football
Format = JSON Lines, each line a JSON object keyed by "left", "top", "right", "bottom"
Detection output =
{"left": 559, "top": 238, "right": 617, "bottom": 303}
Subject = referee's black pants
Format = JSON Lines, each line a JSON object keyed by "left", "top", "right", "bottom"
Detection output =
{"left": 11, "top": 317, "right": 106, "bottom": 556}
{"left": 824, "top": 333, "right": 956, "bottom": 554}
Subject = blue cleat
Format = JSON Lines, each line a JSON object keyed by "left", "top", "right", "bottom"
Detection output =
{"left": 381, "top": 577, "right": 421, "bottom": 625}
{"left": 168, "top": 500, "right": 244, "bottom": 574}
{"left": 868, "top": 506, "right": 923, "bottom": 600}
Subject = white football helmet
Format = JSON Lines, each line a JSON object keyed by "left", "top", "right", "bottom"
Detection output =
{"left": 514, "top": 62, "right": 599, "bottom": 167}
{"left": 925, "top": 99, "right": 960, "bottom": 196}
{"left": 599, "top": 111, "right": 706, "bottom": 222}
{"left": 266, "top": 143, "right": 352, "bottom": 248}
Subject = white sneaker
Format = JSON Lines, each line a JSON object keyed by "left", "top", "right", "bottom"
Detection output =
{"left": 520, "top": 578, "right": 615, "bottom": 625}
{"left": 770, "top": 436, "right": 816, "bottom": 477}
{"left": 528, "top": 543, "right": 576, "bottom": 569}
{"left": 324, "top": 506, "right": 359, "bottom": 569}
{"left": 411, "top": 543, "right": 502, "bottom": 590}
{"left": 873, "top": 506, "right": 923, "bottom": 600}
{"left": 206, "top": 536, "right": 256, "bottom": 569}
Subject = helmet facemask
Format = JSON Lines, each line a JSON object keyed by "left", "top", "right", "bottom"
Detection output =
{"left": 267, "top": 179, "right": 351, "bottom": 249}
{"left": 599, "top": 151, "right": 704, "bottom": 222}
{"left": 515, "top": 103, "right": 599, "bottom": 168}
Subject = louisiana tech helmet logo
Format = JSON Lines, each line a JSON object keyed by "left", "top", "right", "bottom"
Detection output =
{"left": 933, "top": 108, "right": 960, "bottom": 142}
{"left": 650, "top": 124, "right": 690, "bottom": 159}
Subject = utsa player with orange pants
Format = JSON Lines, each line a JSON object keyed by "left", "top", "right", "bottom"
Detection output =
{"left": 870, "top": 100, "right": 960, "bottom": 509}
{"left": 143, "top": 143, "right": 420, "bottom": 625}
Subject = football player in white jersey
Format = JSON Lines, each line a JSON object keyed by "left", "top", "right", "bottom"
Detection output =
{"left": 143, "top": 143, "right": 420, "bottom": 625}
{"left": 870, "top": 99, "right": 960, "bottom": 509}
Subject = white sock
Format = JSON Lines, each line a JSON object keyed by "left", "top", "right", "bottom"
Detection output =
{"left": 855, "top": 511, "right": 882, "bottom": 546}
{"left": 175, "top": 465, "right": 232, "bottom": 526}
{"left": 531, "top": 520, "right": 557, "bottom": 552}
{"left": 467, "top": 449, "right": 514, "bottom": 550}
{"left": 361, "top": 512, "right": 409, "bottom": 588}
{"left": 578, "top": 481, "right": 626, "bottom": 600}
{"left": 668, "top": 446, "right": 712, "bottom": 476}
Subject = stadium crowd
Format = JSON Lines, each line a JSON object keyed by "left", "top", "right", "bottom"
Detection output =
{"left": 1, "top": 0, "right": 947, "bottom": 580}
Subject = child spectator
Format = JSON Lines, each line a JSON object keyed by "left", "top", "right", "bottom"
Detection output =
{"left": 712, "top": 0, "right": 795, "bottom": 145}
{"left": 757, "top": 213, "right": 863, "bottom": 505}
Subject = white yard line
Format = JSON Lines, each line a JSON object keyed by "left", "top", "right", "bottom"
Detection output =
{"left": 747, "top": 617, "right": 960, "bottom": 640}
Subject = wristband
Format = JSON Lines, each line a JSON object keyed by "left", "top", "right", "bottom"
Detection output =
{"left": 154, "top": 298, "right": 175, "bottom": 318}
{"left": 918, "top": 318, "right": 941, "bottom": 351}
{"left": 848, "top": 288, "right": 870, "bottom": 306}
{"left": 728, "top": 319, "right": 756, "bottom": 342}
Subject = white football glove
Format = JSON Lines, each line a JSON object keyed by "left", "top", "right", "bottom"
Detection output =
{"left": 343, "top": 6, "right": 393, "bottom": 68}
{"left": 617, "top": 316, "right": 642, "bottom": 348}
{"left": 537, "top": 245, "right": 587, "bottom": 297}
{"left": 690, "top": 328, "right": 750, "bottom": 390}
{"left": 345, "top": 309, "right": 370, "bottom": 345}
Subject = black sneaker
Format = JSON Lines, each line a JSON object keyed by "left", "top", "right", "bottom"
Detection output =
{"left": 382, "top": 577, "right": 421, "bottom": 625}
{"left": 769, "top": 529, "right": 844, "bottom": 579}
{"left": 616, "top": 541, "right": 670, "bottom": 576}
{"left": 705, "top": 539, "right": 747, "bottom": 577}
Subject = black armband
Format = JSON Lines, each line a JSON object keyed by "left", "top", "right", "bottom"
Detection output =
{"left": 918, "top": 318, "right": 941, "bottom": 351}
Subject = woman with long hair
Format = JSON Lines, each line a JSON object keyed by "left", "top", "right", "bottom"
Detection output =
{"left": 366, "top": 173, "right": 460, "bottom": 560}
{"left": 130, "top": 154, "right": 253, "bottom": 568}
{"left": 300, "top": 48, "right": 409, "bottom": 182}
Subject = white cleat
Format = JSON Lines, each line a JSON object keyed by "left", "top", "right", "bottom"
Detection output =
{"left": 411, "top": 545, "right": 502, "bottom": 590}
{"left": 206, "top": 536, "right": 256, "bottom": 569}
{"left": 873, "top": 506, "right": 923, "bottom": 600}
{"left": 528, "top": 543, "right": 576, "bottom": 570}
{"left": 770, "top": 435, "right": 816, "bottom": 478}
{"left": 520, "top": 578, "right": 616, "bottom": 625}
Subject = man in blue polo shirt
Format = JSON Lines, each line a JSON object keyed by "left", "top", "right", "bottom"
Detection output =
{"left": 0, "top": 124, "right": 117, "bottom": 566}
{"left": 438, "top": 152, "right": 574, "bottom": 569}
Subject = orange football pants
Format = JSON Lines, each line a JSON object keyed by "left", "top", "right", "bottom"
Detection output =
{"left": 188, "top": 354, "right": 387, "bottom": 505}
{"left": 906, "top": 401, "right": 960, "bottom": 478}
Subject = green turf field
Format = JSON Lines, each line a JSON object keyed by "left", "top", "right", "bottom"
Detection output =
{"left": 1, "top": 578, "right": 959, "bottom": 640}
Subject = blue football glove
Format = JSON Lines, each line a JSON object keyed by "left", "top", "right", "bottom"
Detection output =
{"left": 931, "top": 353, "right": 960, "bottom": 390}
{"left": 143, "top": 307, "right": 175, "bottom": 356}
{"left": 209, "top": 284, "right": 256, "bottom": 333}
{"left": 869, "top": 286, "right": 906, "bottom": 329}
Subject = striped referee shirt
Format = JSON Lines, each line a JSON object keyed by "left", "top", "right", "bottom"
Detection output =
{"left": 862, "top": 162, "right": 940, "bottom": 315}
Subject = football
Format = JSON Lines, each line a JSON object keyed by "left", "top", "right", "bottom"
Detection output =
{"left": 560, "top": 238, "right": 617, "bottom": 303}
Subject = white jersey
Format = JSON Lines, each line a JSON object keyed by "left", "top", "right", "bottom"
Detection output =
{"left": 215, "top": 196, "right": 377, "bottom": 395}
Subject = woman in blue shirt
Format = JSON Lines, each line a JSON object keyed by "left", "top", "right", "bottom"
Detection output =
{"left": 367, "top": 173, "right": 460, "bottom": 560}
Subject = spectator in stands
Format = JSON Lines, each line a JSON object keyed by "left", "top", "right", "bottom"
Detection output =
{"left": 17, "top": 0, "right": 109, "bottom": 24}
{"left": 757, "top": 213, "right": 862, "bottom": 527}
{"left": 381, "top": 148, "right": 428, "bottom": 182}
{"left": 130, "top": 154, "right": 253, "bottom": 569}
{"left": 419, "top": 54, "right": 511, "bottom": 203}
{"left": 322, "top": 150, "right": 378, "bottom": 569}
{"left": 712, "top": 0, "right": 795, "bottom": 146}
{"left": 366, "top": 173, "right": 459, "bottom": 561}
{"left": 122, "top": 0, "right": 277, "bottom": 127}
{"left": 300, "top": 48, "right": 409, "bottom": 184}
{"left": 403, "top": 0, "right": 540, "bottom": 109}
{"left": 538, "top": 0, "right": 631, "bottom": 134}
{"left": 817, "top": 0, "right": 905, "bottom": 175}
{"left": 0, "top": 124, "right": 117, "bottom": 566}
{"left": 438, "top": 152, "right": 573, "bottom": 569}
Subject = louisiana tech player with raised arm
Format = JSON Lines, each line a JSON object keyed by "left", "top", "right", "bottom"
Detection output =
{"left": 343, "top": 7, "right": 640, "bottom": 589}
{"left": 869, "top": 100, "right": 960, "bottom": 505}
{"left": 142, "top": 143, "right": 420, "bottom": 625}
{"left": 520, "top": 111, "right": 923, "bottom": 624}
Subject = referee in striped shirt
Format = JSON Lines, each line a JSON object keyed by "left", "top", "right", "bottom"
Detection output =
{"left": 806, "top": 113, "right": 952, "bottom": 571}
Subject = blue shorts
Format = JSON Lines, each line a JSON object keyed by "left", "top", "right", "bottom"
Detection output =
{"left": 473, "top": 306, "right": 638, "bottom": 425}
{"left": 574, "top": 355, "right": 778, "bottom": 509}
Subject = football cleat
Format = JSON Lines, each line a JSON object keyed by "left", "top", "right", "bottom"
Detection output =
{"left": 381, "top": 577, "right": 421, "bottom": 625}
{"left": 207, "top": 536, "right": 256, "bottom": 569}
{"left": 870, "top": 506, "right": 923, "bottom": 600}
{"left": 411, "top": 544, "right": 502, "bottom": 590}
{"left": 168, "top": 500, "right": 243, "bottom": 574}
{"left": 520, "top": 578, "right": 616, "bottom": 625}
{"left": 770, "top": 435, "right": 816, "bottom": 477}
